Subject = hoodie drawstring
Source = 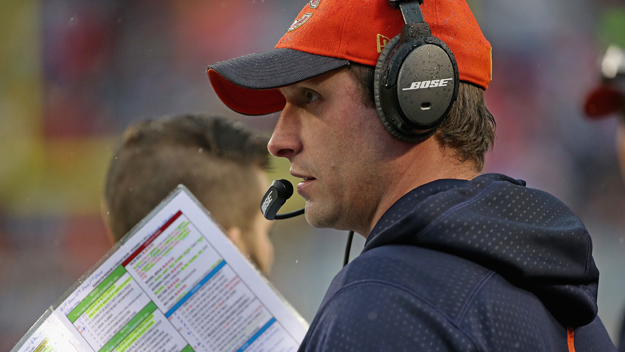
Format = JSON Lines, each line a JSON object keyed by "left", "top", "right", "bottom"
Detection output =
{"left": 567, "top": 327, "right": 576, "bottom": 352}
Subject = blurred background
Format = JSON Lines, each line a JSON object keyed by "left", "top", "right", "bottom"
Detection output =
{"left": 1, "top": 0, "right": 625, "bottom": 349}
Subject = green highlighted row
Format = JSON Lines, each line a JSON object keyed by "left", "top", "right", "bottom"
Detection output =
{"left": 114, "top": 311, "right": 156, "bottom": 352}
{"left": 86, "top": 275, "right": 133, "bottom": 319}
{"left": 177, "top": 228, "right": 190, "bottom": 242}
{"left": 98, "top": 301, "right": 157, "bottom": 352}
{"left": 67, "top": 266, "right": 127, "bottom": 323}
{"left": 176, "top": 220, "right": 190, "bottom": 232}
{"left": 163, "top": 221, "right": 190, "bottom": 247}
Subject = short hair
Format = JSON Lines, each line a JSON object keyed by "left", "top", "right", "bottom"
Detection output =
{"left": 348, "top": 63, "right": 496, "bottom": 171}
{"left": 103, "top": 113, "right": 270, "bottom": 242}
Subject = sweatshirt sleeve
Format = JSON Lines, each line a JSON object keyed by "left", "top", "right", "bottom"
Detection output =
{"left": 298, "top": 282, "right": 477, "bottom": 352}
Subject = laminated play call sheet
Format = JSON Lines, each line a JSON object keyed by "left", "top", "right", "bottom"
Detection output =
{"left": 12, "top": 185, "right": 307, "bottom": 352}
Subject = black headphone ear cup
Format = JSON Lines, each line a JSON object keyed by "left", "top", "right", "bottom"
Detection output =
{"left": 374, "top": 34, "right": 459, "bottom": 142}
{"left": 374, "top": 35, "right": 415, "bottom": 142}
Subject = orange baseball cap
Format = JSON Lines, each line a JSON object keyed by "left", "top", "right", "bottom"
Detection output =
{"left": 208, "top": 0, "right": 492, "bottom": 116}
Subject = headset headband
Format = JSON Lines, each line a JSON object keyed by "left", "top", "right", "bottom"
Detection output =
{"left": 393, "top": 0, "right": 426, "bottom": 26}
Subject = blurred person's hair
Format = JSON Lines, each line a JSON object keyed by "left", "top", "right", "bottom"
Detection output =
{"left": 349, "top": 63, "right": 496, "bottom": 171}
{"left": 103, "top": 113, "right": 270, "bottom": 243}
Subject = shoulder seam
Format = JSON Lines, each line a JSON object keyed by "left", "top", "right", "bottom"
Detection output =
{"left": 455, "top": 270, "right": 496, "bottom": 324}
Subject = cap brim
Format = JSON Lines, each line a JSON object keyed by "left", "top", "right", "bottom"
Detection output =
{"left": 584, "top": 84, "right": 625, "bottom": 119}
{"left": 208, "top": 48, "right": 349, "bottom": 115}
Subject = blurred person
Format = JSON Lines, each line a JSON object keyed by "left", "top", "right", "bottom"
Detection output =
{"left": 584, "top": 44, "right": 625, "bottom": 352}
{"left": 102, "top": 113, "right": 274, "bottom": 275}
{"left": 584, "top": 45, "right": 625, "bottom": 180}
{"left": 207, "top": 0, "right": 614, "bottom": 350}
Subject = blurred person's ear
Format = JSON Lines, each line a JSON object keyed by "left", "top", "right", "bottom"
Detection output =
{"left": 227, "top": 222, "right": 274, "bottom": 276}
{"left": 100, "top": 199, "right": 117, "bottom": 246}
{"left": 226, "top": 226, "right": 247, "bottom": 254}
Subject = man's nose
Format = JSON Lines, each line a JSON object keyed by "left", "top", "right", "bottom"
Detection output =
{"left": 268, "top": 105, "right": 302, "bottom": 159}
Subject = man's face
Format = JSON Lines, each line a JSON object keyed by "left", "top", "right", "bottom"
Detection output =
{"left": 268, "top": 68, "right": 401, "bottom": 234}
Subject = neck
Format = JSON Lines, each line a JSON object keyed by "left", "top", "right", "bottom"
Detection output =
{"left": 361, "top": 137, "right": 479, "bottom": 237}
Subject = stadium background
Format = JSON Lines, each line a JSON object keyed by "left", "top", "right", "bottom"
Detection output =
{"left": 1, "top": 0, "right": 625, "bottom": 349}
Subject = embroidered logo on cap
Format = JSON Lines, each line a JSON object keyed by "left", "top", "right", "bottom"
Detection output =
{"left": 377, "top": 34, "right": 391, "bottom": 53}
{"left": 309, "top": 0, "right": 320, "bottom": 9}
{"left": 287, "top": 13, "right": 313, "bottom": 32}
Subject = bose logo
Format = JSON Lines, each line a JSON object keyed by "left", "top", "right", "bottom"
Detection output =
{"left": 402, "top": 78, "right": 453, "bottom": 91}
{"left": 261, "top": 194, "right": 273, "bottom": 214}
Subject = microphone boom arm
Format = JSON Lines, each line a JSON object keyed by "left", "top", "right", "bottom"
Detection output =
{"left": 262, "top": 179, "right": 354, "bottom": 267}
{"left": 274, "top": 208, "right": 305, "bottom": 219}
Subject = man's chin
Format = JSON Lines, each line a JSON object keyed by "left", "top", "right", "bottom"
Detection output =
{"left": 303, "top": 202, "right": 339, "bottom": 229}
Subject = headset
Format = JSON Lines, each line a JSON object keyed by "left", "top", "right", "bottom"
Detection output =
{"left": 261, "top": 0, "right": 454, "bottom": 267}
{"left": 375, "top": 0, "right": 459, "bottom": 142}
{"left": 260, "top": 179, "right": 355, "bottom": 267}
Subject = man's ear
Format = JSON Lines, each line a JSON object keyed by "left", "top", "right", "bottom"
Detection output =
{"left": 226, "top": 226, "right": 248, "bottom": 256}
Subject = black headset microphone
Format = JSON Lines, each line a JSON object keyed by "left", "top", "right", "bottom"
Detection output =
{"left": 261, "top": 0, "right": 457, "bottom": 267}
{"left": 261, "top": 179, "right": 355, "bottom": 267}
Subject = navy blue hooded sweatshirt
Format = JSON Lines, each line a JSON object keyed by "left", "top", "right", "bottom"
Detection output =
{"left": 298, "top": 174, "right": 615, "bottom": 351}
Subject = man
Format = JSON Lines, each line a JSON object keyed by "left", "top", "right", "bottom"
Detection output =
{"left": 102, "top": 113, "right": 274, "bottom": 275}
{"left": 208, "top": 0, "right": 614, "bottom": 350}
{"left": 584, "top": 44, "right": 625, "bottom": 352}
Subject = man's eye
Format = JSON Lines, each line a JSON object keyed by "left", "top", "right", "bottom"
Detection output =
{"left": 305, "top": 90, "right": 319, "bottom": 103}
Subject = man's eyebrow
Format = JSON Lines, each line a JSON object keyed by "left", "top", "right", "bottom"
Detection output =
{"left": 301, "top": 74, "right": 329, "bottom": 87}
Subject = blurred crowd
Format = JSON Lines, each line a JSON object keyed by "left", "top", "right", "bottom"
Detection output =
{"left": 1, "top": 0, "right": 624, "bottom": 350}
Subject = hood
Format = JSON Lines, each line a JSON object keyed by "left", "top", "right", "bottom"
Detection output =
{"left": 364, "top": 173, "right": 599, "bottom": 327}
